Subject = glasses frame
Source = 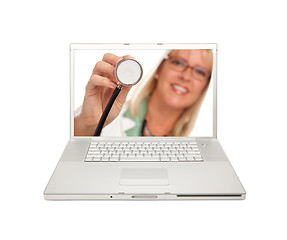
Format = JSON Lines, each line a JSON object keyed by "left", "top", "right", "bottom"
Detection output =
{"left": 165, "top": 55, "right": 211, "bottom": 82}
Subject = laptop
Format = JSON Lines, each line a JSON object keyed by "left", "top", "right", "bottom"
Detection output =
{"left": 44, "top": 43, "right": 246, "bottom": 200}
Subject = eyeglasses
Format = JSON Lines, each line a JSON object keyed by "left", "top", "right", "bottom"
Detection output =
{"left": 166, "top": 56, "right": 210, "bottom": 81}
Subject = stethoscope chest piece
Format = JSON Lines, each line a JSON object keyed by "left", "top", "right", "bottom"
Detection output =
{"left": 115, "top": 58, "right": 143, "bottom": 86}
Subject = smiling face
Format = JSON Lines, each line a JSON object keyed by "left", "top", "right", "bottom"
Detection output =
{"left": 153, "top": 49, "right": 213, "bottom": 110}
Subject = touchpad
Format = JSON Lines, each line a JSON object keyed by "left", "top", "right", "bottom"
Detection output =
{"left": 120, "top": 168, "right": 169, "bottom": 186}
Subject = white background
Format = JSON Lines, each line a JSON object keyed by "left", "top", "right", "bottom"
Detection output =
{"left": 0, "top": 1, "right": 286, "bottom": 240}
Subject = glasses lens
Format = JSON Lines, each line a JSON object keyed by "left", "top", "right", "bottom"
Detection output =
{"left": 193, "top": 66, "right": 208, "bottom": 81}
{"left": 169, "top": 57, "right": 187, "bottom": 71}
{"left": 168, "top": 56, "right": 209, "bottom": 81}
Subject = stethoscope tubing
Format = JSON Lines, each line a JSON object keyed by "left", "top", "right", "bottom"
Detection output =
{"left": 94, "top": 84, "right": 123, "bottom": 136}
{"left": 94, "top": 58, "right": 143, "bottom": 136}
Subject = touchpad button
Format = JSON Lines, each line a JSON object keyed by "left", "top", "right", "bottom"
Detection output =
{"left": 120, "top": 168, "right": 169, "bottom": 186}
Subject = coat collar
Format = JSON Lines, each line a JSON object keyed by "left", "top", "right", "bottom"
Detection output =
{"left": 122, "top": 98, "right": 148, "bottom": 136}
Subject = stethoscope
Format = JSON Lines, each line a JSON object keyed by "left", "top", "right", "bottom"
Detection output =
{"left": 94, "top": 58, "right": 143, "bottom": 136}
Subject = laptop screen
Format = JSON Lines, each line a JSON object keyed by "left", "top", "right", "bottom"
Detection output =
{"left": 71, "top": 44, "right": 216, "bottom": 137}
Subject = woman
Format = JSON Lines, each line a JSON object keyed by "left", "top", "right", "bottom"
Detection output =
{"left": 74, "top": 49, "right": 213, "bottom": 136}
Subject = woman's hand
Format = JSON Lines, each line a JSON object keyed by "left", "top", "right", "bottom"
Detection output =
{"left": 74, "top": 53, "right": 133, "bottom": 136}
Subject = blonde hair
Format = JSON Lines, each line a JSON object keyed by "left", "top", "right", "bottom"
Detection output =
{"left": 128, "top": 49, "right": 213, "bottom": 136}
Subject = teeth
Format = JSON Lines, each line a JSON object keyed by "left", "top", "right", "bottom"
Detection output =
{"left": 172, "top": 84, "right": 188, "bottom": 93}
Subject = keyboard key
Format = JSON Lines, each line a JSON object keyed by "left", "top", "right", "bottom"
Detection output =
{"left": 85, "top": 158, "right": 93, "bottom": 162}
{"left": 120, "top": 157, "right": 160, "bottom": 161}
{"left": 186, "top": 151, "right": 200, "bottom": 154}
{"left": 194, "top": 158, "right": 203, "bottom": 162}
{"left": 92, "top": 157, "right": 101, "bottom": 162}
{"left": 160, "top": 153, "right": 168, "bottom": 157}
{"left": 86, "top": 154, "right": 102, "bottom": 158}
{"left": 88, "top": 150, "right": 101, "bottom": 153}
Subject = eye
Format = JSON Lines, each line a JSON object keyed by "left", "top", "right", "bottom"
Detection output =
{"left": 194, "top": 66, "right": 207, "bottom": 77}
{"left": 171, "top": 59, "right": 186, "bottom": 67}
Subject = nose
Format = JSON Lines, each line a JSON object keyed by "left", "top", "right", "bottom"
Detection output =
{"left": 180, "top": 67, "right": 192, "bottom": 82}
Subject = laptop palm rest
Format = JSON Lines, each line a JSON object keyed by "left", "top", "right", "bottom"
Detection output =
{"left": 119, "top": 168, "right": 169, "bottom": 186}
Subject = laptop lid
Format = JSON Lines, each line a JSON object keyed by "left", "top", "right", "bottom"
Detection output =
{"left": 70, "top": 43, "right": 217, "bottom": 139}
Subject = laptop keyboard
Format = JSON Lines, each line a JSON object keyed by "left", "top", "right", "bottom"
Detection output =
{"left": 84, "top": 141, "right": 203, "bottom": 162}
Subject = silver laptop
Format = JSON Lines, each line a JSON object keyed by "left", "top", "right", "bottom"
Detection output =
{"left": 44, "top": 43, "right": 246, "bottom": 200}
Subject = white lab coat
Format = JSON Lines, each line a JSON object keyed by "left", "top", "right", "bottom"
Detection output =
{"left": 101, "top": 104, "right": 137, "bottom": 136}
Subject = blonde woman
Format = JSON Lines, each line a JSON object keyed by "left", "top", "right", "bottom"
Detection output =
{"left": 74, "top": 49, "right": 213, "bottom": 136}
